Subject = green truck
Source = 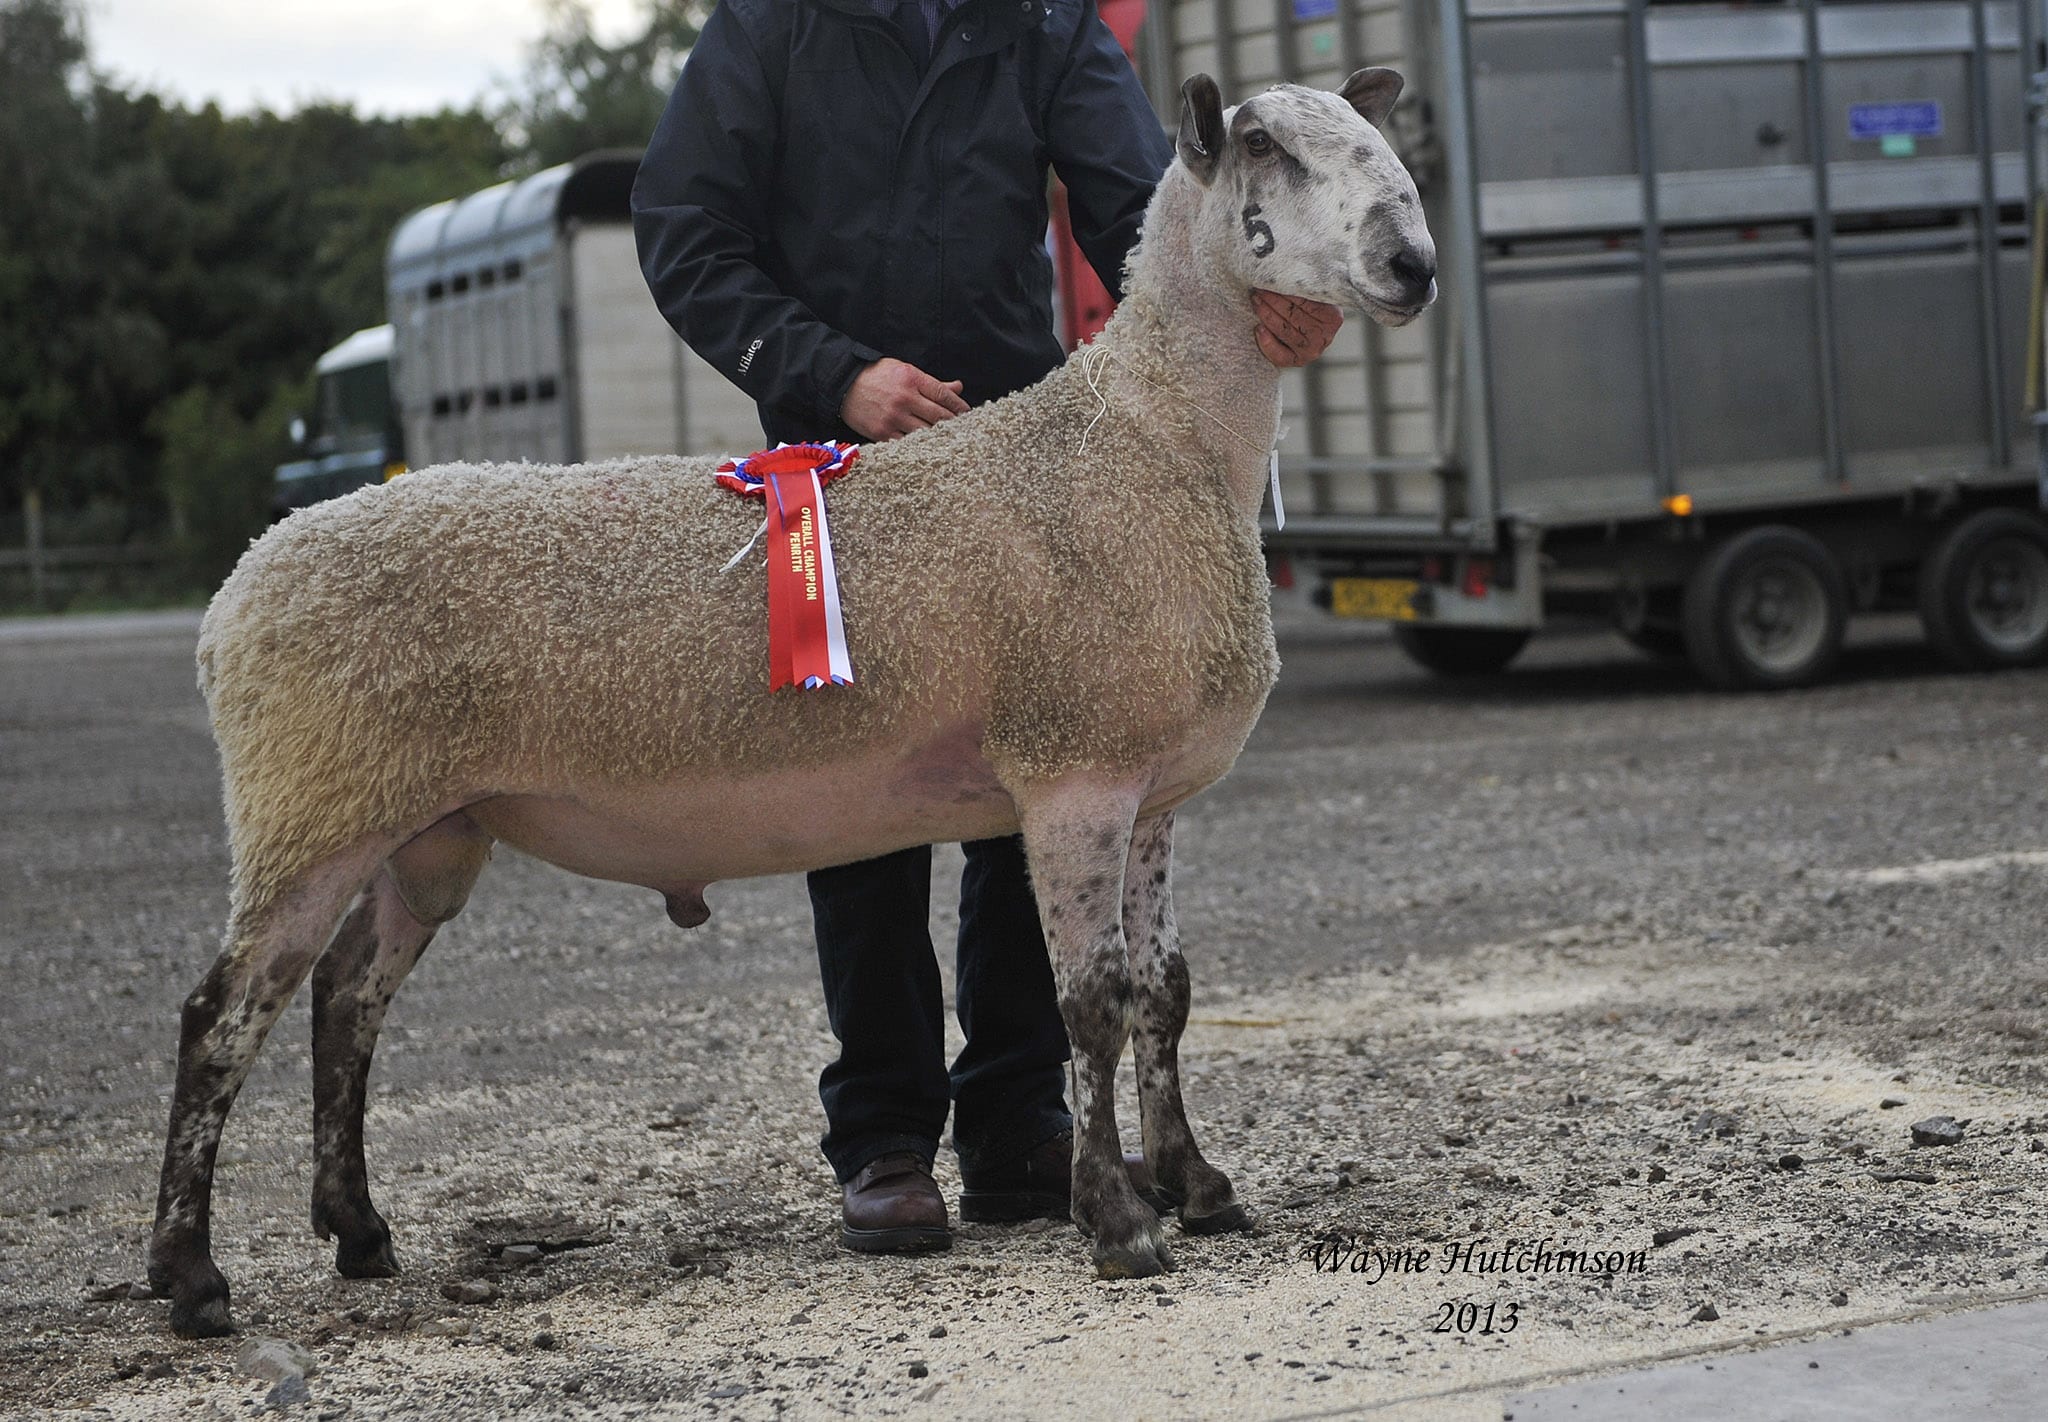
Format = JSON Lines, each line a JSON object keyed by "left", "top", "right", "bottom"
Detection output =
{"left": 272, "top": 324, "right": 404, "bottom": 516}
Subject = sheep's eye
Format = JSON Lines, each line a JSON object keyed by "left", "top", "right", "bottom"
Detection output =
{"left": 1244, "top": 130, "right": 1273, "bottom": 156}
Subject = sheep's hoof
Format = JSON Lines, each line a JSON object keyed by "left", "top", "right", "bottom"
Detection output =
{"left": 1092, "top": 1222, "right": 1175, "bottom": 1280}
{"left": 314, "top": 1197, "right": 401, "bottom": 1278}
{"left": 168, "top": 1270, "right": 235, "bottom": 1339}
{"left": 1180, "top": 1202, "right": 1254, "bottom": 1236}
{"left": 335, "top": 1234, "right": 400, "bottom": 1279}
{"left": 664, "top": 891, "right": 710, "bottom": 929}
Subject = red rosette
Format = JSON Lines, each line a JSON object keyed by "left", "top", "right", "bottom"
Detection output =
{"left": 715, "top": 441, "right": 860, "bottom": 498}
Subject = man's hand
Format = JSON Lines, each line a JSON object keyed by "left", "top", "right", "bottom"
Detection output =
{"left": 1252, "top": 290, "right": 1343, "bottom": 368}
{"left": 841, "top": 357, "right": 970, "bottom": 440}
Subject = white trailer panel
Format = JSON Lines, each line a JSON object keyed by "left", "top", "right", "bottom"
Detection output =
{"left": 386, "top": 151, "right": 769, "bottom": 472}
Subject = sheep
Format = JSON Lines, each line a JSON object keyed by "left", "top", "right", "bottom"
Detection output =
{"left": 147, "top": 69, "right": 1437, "bottom": 1338}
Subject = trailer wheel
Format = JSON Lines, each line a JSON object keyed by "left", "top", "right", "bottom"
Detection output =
{"left": 1681, "top": 526, "right": 1847, "bottom": 690}
{"left": 1392, "top": 625, "right": 1532, "bottom": 676}
{"left": 1917, "top": 509, "right": 2048, "bottom": 670}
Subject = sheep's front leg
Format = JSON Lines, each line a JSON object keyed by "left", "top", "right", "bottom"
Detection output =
{"left": 1125, "top": 814, "right": 1250, "bottom": 1233}
{"left": 1017, "top": 782, "right": 1172, "bottom": 1279}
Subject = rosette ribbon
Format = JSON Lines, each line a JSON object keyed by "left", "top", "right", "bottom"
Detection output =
{"left": 714, "top": 441, "right": 860, "bottom": 690}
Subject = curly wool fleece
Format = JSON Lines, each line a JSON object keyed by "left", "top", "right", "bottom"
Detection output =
{"left": 197, "top": 206, "right": 1281, "bottom": 916}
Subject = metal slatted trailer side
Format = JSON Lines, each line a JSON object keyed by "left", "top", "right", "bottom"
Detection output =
{"left": 1138, "top": 0, "right": 2048, "bottom": 686}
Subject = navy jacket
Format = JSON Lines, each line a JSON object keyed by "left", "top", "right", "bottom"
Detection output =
{"left": 631, "top": 0, "right": 1173, "bottom": 444}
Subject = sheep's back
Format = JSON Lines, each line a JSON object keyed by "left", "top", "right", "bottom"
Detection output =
{"left": 197, "top": 455, "right": 997, "bottom": 857}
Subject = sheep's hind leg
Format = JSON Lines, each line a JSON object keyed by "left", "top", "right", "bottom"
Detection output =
{"left": 1124, "top": 813, "right": 1250, "bottom": 1234}
{"left": 150, "top": 851, "right": 385, "bottom": 1338}
{"left": 311, "top": 814, "right": 492, "bottom": 1279}
{"left": 1017, "top": 781, "right": 1171, "bottom": 1280}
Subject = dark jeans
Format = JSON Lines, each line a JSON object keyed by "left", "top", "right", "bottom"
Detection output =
{"left": 809, "top": 835, "right": 1072, "bottom": 1183}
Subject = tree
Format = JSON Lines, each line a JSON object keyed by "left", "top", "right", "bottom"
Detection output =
{"left": 304, "top": 108, "right": 511, "bottom": 330}
{"left": 502, "top": 0, "right": 706, "bottom": 168}
{"left": 0, "top": 0, "right": 105, "bottom": 516}
{"left": 0, "top": 0, "right": 693, "bottom": 584}
{"left": 153, "top": 379, "right": 303, "bottom": 586}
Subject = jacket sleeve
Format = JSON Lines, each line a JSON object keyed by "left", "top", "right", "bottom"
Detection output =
{"left": 631, "top": 3, "right": 880, "bottom": 429}
{"left": 1041, "top": 3, "right": 1175, "bottom": 302}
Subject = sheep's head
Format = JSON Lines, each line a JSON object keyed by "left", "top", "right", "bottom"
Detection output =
{"left": 1176, "top": 70, "right": 1437, "bottom": 327}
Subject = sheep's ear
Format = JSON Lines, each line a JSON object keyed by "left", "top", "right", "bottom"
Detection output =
{"left": 1178, "top": 74, "right": 1226, "bottom": 185}
{"left": 1340, "top": 67, "right": 1404, "bottom": 128}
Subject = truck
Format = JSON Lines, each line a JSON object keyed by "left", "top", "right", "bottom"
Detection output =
{"left": 1134, "top": 0, "right": 2048, "bottom": 687}
{"left": 272, "top": 324, "right": 404, "bottom": 516}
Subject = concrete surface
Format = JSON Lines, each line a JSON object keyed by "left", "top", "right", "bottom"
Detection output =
{"left": 3, "top": 606, "right": 2045, "bottom": 1419}
{"left": 0, "top": 606, "right": 204, "bottom": 643}
{"left": 1505, "top": 1297, "right": 2048, "bottom": 1420}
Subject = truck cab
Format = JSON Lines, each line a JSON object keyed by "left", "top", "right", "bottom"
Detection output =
{"left": 272, "top": 324, "right": 404, "bottom": 516}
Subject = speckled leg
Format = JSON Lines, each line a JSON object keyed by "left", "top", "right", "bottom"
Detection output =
{"left": 309, "top": 878, "right": 429, "bottom": 1278}
{"left": 149, "top": 851, "right": 384, "bottom": 1338}
{"left": 1017, "top": 781, "right": 1172, "bottom": 1280}
{"left": 1124, "top": 814, "right": 1249, "bottom": 1234}
{"left": 310, "top": 815, "right": 490, "bottom": 1280}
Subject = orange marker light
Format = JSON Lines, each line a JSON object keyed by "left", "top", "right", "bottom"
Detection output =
{"left": 1663, "top": 493, "right": 1694, "bottom": 517}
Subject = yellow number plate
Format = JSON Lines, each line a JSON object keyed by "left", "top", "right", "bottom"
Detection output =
{"left": 1329, "top": 577, "right": 1419, "bottom": 621}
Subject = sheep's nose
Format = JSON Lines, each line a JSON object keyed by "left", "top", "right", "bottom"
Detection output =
{"left": 1390, "top": 248, "right": 1436, "bottom": 301}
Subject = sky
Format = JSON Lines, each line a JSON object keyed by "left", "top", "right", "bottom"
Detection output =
{"left": 84, "top": 0, "right": 650, "bottom": 117}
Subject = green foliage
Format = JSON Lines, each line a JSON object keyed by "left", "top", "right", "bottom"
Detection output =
{"left": 0, "top": 0, "right": 698, "bottom": 593}
{"left": 502, "top": 0, "right": 705, "bottom": 168}
{"left": 0, "top": 0, "right": 512, "bottom": 568}
{"left": 0, "top": 0, "right": 104, "bottom": 507}
{"left": 152, "top": 379, "right": 303, "bottom": 587}
{"left": 304, "top": 108, "right": 512, "bottom": 327}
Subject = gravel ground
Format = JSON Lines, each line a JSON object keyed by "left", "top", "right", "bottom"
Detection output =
{"left": 3, "top": 607, "right": 2045, "bottom": 1420}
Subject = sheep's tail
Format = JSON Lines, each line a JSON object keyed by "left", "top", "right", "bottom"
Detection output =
{"left": 194, "top": 587, "right": 235, "bottom": 707}
{"left": 196, "top": 634, "right": 218, "bottom": 701}
{"left": 193, "top": 569, "right": 249, "bottom": 713}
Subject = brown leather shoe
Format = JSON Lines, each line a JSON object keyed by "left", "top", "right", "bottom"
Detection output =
{"left": 840, "top": 1153, "right": 952, "bottom": 1254}
{"left": 958, "top": 1131, "right": 1185, "bottom": 1223}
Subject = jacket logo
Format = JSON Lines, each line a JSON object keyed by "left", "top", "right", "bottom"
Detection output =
{"left": 739, "top": 338, "right": 763, "bottom": 374}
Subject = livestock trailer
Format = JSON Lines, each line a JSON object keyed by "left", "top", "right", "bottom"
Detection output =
{"left": 1136, "top": 0, "right": 2048, "bottom": 687}
{"left": 384, "top": 151, "right": 763, "bottom": 470}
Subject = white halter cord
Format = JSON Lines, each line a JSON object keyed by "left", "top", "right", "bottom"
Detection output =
{"left": 1076, "top": 340, "right": 1285, "bottom": 526}
{"left": 1076, "top": 341, "right": 1114, "bottom": 456}
{"left": 718, "top": 516, "right": 770, "bottom": 573}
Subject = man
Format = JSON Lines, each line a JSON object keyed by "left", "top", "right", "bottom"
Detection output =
{"left": 633, "top": 0, "right": 1338, "bottom": 1253}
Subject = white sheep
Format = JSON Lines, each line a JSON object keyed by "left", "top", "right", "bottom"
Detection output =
{"left": 148, "top": 70, "right": 1436, "bottom": 1337}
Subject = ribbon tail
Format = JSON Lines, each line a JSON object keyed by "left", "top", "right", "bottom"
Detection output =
{"left": 764, "top": 486, "right": 795, "bottom": 691}
{"left": 811, "top": 470, "right": 854, "bottom": 686}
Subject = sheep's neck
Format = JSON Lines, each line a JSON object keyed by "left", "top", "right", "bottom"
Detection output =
{"left": 1104, "top": 171, "right": 1283, "bottom": 522}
